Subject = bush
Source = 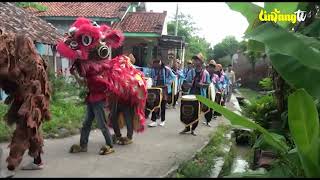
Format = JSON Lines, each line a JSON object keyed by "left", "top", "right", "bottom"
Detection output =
{"left": 259, "top": 78, "right": 273, "bottom": 91}
{"left": 242, "top": 95, "right": 277, "bottom": 128}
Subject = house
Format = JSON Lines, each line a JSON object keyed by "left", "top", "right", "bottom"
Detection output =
{"left": 112, "top": 11, "right": 168, "bottom": 66}
{"left": 25, "top": 2, "right": 185, "bottom": 68}
{"left": 0, "top": 2, "right": 63, "bottom": 100}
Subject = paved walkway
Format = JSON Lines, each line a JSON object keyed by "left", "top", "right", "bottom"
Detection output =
{"left": 0, "top": 102, "right": 228, "bottom": 177}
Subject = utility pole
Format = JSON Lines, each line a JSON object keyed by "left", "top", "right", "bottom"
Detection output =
{"left": 174, "top": 3, "right": 179, "bottom": 61}
{"left": 174, "top": 3, "right": 178, "bottom": 36}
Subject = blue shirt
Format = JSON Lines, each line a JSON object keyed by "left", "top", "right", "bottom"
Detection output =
{"left": 185, "top": 68, "right": 211, "bottom": 97}
{"left": 149, "top": 66, "right": 176, "bottom": 94}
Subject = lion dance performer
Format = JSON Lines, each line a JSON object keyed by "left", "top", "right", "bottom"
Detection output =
{"left": 0, "top": 30, "right": 51, "bottom": 171}
{"left": 56, "top": 17, "right": 147, "bottom": 154}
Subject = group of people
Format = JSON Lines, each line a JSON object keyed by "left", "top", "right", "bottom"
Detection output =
{"left": 140, "top": 52, "right": 236, "bottom": 136}
{"left": 0, "top": 16, "right": 237, "bottom": 177}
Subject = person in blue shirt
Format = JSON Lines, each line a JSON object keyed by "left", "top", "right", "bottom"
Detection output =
{"left": 180, "top": 53, "right": 211, "bottom": 136}
{"left": 146, "top": 59, "right": 176, "bottom": 127}
{"left": 181, "top": 60, "right": 194, "bottom": 95}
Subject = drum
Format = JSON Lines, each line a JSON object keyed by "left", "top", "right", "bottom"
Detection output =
{"left": 201, "top": 83, "right": 215, "bottom": 114}
{"left": 180, "top": 95, "right": 201, "bottom": 126}
{"left": 208, "top": 83, "right": 216, "bottom": 102}
{"left": 181, "top": 81, "right": 190, "bottom": 95}
{"left": 156, "top": 85, "right": 169, "bottom": 101}
{"left": 145, "top": 87, "right": 162, "bottom": 113}
{"left": 173, "top": 76, "right": 179, "bottom": 96}
{"left": 169, "top": 76, "right": 178, "bottom": 105}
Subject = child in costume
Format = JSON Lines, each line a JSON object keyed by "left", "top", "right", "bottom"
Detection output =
{"left": 56, "top": 17, "right": 147, "bottom": 154}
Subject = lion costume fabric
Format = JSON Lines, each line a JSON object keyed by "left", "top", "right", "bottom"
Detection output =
{"left": 56, "top": 17, "right": 147, "bottom": 132}
{"left": 0, "top": 31, "right": 51, "bottom": 170}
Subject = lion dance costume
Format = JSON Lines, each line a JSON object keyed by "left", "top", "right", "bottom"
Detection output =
{"left": 56, "top": 18, "right": 147, "bottom": 151}
{"left": 0, "top": 31, "right": 51, "bottom": 171}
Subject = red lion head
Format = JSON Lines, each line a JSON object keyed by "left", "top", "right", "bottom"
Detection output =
{"left": 57, "top": 17, "right": 124, "bottom": 61}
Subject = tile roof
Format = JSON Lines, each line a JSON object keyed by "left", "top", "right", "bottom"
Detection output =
{"left": 26, "top": 2, "right": 131, "bottom": 19}
{"left": 112, "top": 12, "right": 167, "bottom": 34}
{"left": 0, "top": 2, "right": 62, "bottom": 45}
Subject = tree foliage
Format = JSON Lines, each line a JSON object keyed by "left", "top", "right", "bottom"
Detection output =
{"left": 209, "top": 36, "right": 240, "bottom": 62}
{"left": 167, "top": 13, "right": 211, "bottom": 61}
{"left": 15, "top": 2, "right": 48, "bottom": 11}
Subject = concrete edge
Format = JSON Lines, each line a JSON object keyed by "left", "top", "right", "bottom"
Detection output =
{"left": 161, "top": 139, "right": 210, "bottom": 178}
{"left": 162, "top": 124, "right": 232, "bottom": 178}
{"left": 210, "top": 132, "right": 233, "bottom": 178}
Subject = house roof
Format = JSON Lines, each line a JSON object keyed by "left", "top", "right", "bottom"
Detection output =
{"left": 0, "top": 2, "right": 62, "bottom": 45}
{"left": 25, "top": 2, "right": 131, "bottom": 19}
{"left": 112, "top": 11, "right": 167, "bottom": 34}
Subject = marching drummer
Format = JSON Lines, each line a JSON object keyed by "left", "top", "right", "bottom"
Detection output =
{"left": 147, "top": 59, "right": 176, "bottom": 127}
{"left": 180, "top": 53, "right": 211, "bottom": 135}
{"left": 204, "top": 60, "right": 219, "bottom": 125}
{"left": 181, "top": 60, "right": 194, "bottom": 95}
{"left": 213, "top": 64, "right": 228, "bottom": 117}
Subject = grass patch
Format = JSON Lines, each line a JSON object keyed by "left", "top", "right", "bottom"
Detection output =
{"left": 238, "top": 88, "right": 262, "bottom": 103}
{"left": 174, "top": 124, "right": 232, "bottom": 178}
{"left": 41, "top": 99, "right": 86, "bottom": 138}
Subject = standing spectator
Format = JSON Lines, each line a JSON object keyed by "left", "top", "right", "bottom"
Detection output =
{"left": 225, "top": 64, "right": 236, "bottom": 102}
{"left": 181, "top": 60, "right": 194, "bottom": 95}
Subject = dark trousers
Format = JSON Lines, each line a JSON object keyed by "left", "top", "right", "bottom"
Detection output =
{"left": 146, "top": 100, "right": 167, "bottom": 122}
{"left": 110, "top": 101, "right": 134, "bottom": 139}
{"left": 204, "top": 108, "right": 213, "bottom": 123}
{"left": 173, "top": 93, "right": 179, "bottom": 107}
{"left": 80, "top": 101, "right": 113, "bottom": 147}
{"left": 214, "top": 93, "right": 223, "bottom": 116}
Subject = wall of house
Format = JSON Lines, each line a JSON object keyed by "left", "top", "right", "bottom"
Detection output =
{"left": 233, "top": 53, "right": 271, "bottom": 90}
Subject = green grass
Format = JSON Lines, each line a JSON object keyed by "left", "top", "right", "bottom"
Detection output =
{"left": 41, "top": 99, "right": 86, "bottom": 138}
{"left": 0, "top": 98, "right": 86, "bottom": 142}
{"left": 238, "top": 88, "right": 262, "bottom": 103}
{"left": 174, "top": 124, "right": 232, "bottom": 178}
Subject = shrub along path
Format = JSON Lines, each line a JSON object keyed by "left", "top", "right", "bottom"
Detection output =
{"left": 0, "top": 101, "right": 229, "bottom": 177}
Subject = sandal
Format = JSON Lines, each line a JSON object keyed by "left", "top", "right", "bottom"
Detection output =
{"left": 69, "top": 144, "right": 87, "bottom": 153}
{"left": 99, "top": 145, "right": 115, "bottom": 155}
{"left": 117, "top": 137, "right": 133, "bottom": 145}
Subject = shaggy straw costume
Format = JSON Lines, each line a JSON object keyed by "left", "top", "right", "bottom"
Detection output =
{"left": 0, "top": 31, "right": 51, "bottom": 171}
{"left": 56, "top": 18, "right": 147, "bottom": 152}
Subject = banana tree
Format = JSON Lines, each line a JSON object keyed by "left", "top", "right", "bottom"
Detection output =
{"left": 197, "top": 89, "right": 320, "bottom": 177}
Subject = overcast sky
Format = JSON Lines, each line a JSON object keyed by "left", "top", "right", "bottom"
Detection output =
{"left": 146, "top": 2, "right": 264, "bottom": 47}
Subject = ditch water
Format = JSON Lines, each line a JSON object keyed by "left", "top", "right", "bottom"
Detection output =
{"left": 230, "top": 145, "right": 250, "bottom": 174}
